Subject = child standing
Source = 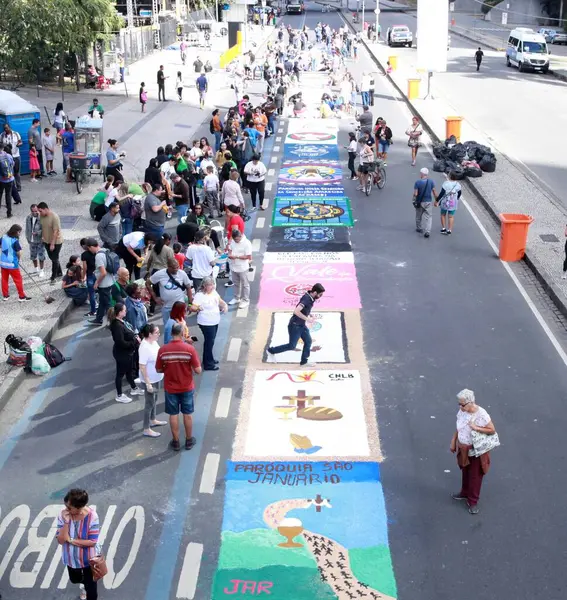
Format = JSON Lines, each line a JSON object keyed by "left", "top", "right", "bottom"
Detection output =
{"left": 28, "top": 143, "right": 40, "bottom": 182}
{"left": 139, "top": 82, "right": 147, "bottom": 113}
{"left": 176, "top": 71, "right": 183, "bottom": 102}
{"left": 42, "top": 128, "right": 56, "bottom": 175}
{"left": 173, "top": 242, "right": 185, "bottom": 271}
{"left": 203, "top": 164, "right": 220, "bottom": 218}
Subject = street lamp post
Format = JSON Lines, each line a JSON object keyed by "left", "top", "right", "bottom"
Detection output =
{"left": 361, "top": 0, "right": 365, "bottom": 33}
{"left": 375, "top": 7, "right": 380, "bottom": 40}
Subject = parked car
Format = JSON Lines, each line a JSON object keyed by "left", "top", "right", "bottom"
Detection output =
{"left": 538, "top": 28, "right": 567, "bottom": 44}
{"left": 387, "top": 25, "right": 413, "bottom": 47}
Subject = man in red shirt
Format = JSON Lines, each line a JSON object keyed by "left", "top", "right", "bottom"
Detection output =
{"left": 156, "top": 323, "right": 202, "bottom": 451}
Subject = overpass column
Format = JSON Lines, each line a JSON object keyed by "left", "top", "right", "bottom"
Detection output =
{"left": 417, "top": 0, "right": 449, "bottom": 73}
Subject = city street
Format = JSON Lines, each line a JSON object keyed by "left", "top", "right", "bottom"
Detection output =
{"left": 1, "top": 4, "right": 567, "bottom": 600}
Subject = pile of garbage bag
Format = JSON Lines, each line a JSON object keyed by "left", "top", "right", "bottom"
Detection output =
{"left": 432, "top": 137, "right": 497, "bottom": 178}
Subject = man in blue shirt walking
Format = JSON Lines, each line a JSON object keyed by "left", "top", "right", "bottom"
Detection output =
{"left": 413, "top": 167, "right": 438, "bottom": 238}
{"left": 196, "top": 73, "right": 208, "bottom": 109}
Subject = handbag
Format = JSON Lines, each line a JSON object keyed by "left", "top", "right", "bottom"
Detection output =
{"left": 412, "top": 179, "right": 428, "bottom": 209}
{"left": 89, "top": 554, "right": 108, "bottom": 581}
{"left": 469, "top": 428, "right": 500, "bottom": 457}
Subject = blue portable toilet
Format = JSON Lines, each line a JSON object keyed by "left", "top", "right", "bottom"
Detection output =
{"left": 0, "top": 91, "right": 41, "bottom": 175}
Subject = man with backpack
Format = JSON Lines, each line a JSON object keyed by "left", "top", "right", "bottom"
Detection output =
{"left": 412, "top": 168, "right": 438, "bottom": 239}
{"left": 85, "top": 238, "right": 117, "bottom": 326}
{"left": 0, "top": 144, "right": 15, "bottom": 219}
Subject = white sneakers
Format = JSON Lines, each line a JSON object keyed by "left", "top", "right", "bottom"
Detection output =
{"left": 130, "top": 387, "right": 144, "bottom": 396}
{"left": 228, "top": 298, "right": 240, "bottom": 305}
{"left": 266, "top": 351, "right": 277, "bottom": 363}
{"left": 116, "top": 394, "right": 132, "bottom": 403}
{"left": 38, "top": 269, "right": 45, "bottom": 278}
{"left": 239, "top": 300, "right": 250, "bottom": 308}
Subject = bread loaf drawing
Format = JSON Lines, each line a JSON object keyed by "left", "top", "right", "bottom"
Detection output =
{"left": 297, "top": 407, "right": 343, "bottom": 421}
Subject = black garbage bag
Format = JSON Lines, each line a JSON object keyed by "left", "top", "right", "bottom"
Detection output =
{"left": 449, "top": 167, "right": 466, "bottom": 180}
{"left": 445, "top": 134, "right": 457, "bottom": 147}
{"left": 465, "top": 165, "right": 483, "bottom": 178}
{"left": 464, "top": 142, "right": 491, "bottom": 162}
{"left": 449, "top": 142, "right": 467, "bottom": 162}
{"left": 433, "top": 159, "right": 446, "bottom": 172}
{"left": 479, "top": 153, "right": 497, "bottom": 173}
{"left": 433, "top": 143, "right": 450, "bottom": 159}
{"left": 444, "top": 159, "right": 459, "bottom": 173}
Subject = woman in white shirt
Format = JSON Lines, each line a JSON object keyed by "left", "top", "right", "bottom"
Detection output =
{"left": 221, "top": 169, "right": 244, "bottom": 210}
{"left": 138, "top": 324, "right": 167, "bottom": 438}
{"left": 190, "top": 276, "right": 227, "bottom": 371}
{"left": 450, "top": 388, "right": 497, "bottom": 515}
{"left": 345, "top": 132, "right": 357, "bottom": 180}
{"left": 243, "top": 154, "right": 267, "bottom": 210}
{"left": 176, "top": 71, "right": 184, "bottom": 102}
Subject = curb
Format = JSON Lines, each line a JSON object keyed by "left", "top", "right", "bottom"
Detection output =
{"left": 341, "top": 10, "right": 567, "bottom": 320}
{"left": 0, "top": 297, "right": 76, "bottom": 413}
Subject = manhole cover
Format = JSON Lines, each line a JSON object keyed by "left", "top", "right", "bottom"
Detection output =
{"left": 540, "top": 234, "right": 559, "bottom": 243}
{"left": 59, "top": 216, "right": 80, "bottom": 229}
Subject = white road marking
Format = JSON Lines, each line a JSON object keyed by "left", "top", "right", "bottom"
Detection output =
{"left": 257, "top": 217, "right": 265, "bottom": 228}
{"left": 248, "top": 266, "right": 256, "bottom": 282}
{"left": 215, "top": 388, "right": 232, "bottom": 418}
{"left": 278, "top": 128, "right": 284, "bottom": 133}
{"left": 273, "top": 145, "right": 281, "bottom": 152}
{"left": 263, "top": 197, "right": 270, "bottom": 209}
{"left": 265, "top": 182, "right": 273, "bottom": 191}
{"left": 199, "top": 453, "right": 220, "bottom": 494}
{"left": 268, "top": 168, "right": 275, "bottom": 176}
{"left": 251, "top": 238, "right": 261, "bottom": 252}
{"left": 176, "top": 542, "right": 203, "bottom": 599}
{"left": 236, "top": 304, "right": 249, "bottom": 318}
{"left": 276, "top": 136, "right": 282, "bottom": 142}
{"left": 270, "top": 156, "right": 277, "bottom": 163}
{"left": 227, "top": 338, "right": 242, "bottom": 361}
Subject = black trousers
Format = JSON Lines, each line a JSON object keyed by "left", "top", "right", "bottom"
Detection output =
{"left": 13, "top": 156, "right": 21, "bottom": 190}
{"left": 67, "top": 566, "right": 98, "bottom": 599}
{"left": 0, "top": 181, "right": 12, "bottom": 217}
{"left": 106, "top": 166, "right": 123, "bottom": 183}
{"left": 37, "top": 148, "right": 45, "bottom": 174}
{"left": 563, "top": 240, "right": 567, "bottom": 272}
{"left": 117, "top": 240, "right": 141, "bottom": 279}
{"left": 348, "top": 152, "right": 356, "bottom": 178}
{"left": 44, "top": 242, "right": 63, "bottom": 280}
{"left": 248, "top": 179, "right": 265, "bottom": 208}
{"left": 158, "top": 83, "right": 166, "bottom": 101}
{"left": 113, "top": 350, "right": 136, "bottom": 396}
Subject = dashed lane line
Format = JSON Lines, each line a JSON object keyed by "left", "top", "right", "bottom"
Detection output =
{"left": 199, "top": 453, "right": 221, "bottom": 494}
{"left": 215, "top": 388, "right": 232, "bottom": 418}
{"left": 226, "top": 338, "right": 242, "bottom": 362}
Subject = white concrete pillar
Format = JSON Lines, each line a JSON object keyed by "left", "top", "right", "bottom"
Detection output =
{"left": 417, "top": 0, "right": 449, "bottom": 73}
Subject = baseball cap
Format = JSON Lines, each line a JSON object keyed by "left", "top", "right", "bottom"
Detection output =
{"left": 420, "top": 167, "right": 429, "bottom": 176}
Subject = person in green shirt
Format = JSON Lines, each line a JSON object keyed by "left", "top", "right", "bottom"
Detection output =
{"left": 88, "top": 98, "right": 104, "bottom": 118}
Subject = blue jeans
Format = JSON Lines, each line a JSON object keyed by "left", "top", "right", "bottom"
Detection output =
{"left": 86, "top": 273, "right": 96, "bottom": 313}
{"left": 199, "top": 324, "right": 218, "bottom": 369}
{"left": 122, "top": 218, "right": 133, "bottom": 235}
{"left": 176, "top": 204, "right": 189, "bottom": 223}
{"left": 165, "top": 390, "right": 194, "bottom": 415}
{"left": 162, "top": 306, "right": 172, "bottom": 325}
{"left": 214, "top": 131, "right": 222, "bottom": 152}
{"left": 267, "top": 115, "right": 276, "bottom": 135}
{"left": 144, "top": 225, "right": 164, "bottom": 239}
{"left": 361, "top": 91, "right": 370, "bottom": 106}
{"left": 269, "top": 323, "right": 312, "bottom": 364}
{"left": 94, "top": 285, "right": 112, "bottom": 323}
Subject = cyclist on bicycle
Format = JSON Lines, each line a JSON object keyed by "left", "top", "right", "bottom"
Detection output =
{"left": 356, "top": 138, "right": 375, "bottom": 192}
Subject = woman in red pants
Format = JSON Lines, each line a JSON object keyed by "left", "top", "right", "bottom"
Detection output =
{"left": 450, "top": 388, "right": 497, "bottom": 515}
{"left": 1, "top": 224, "right": 31, "bottom": 302}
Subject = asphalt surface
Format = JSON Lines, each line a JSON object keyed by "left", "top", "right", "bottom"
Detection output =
{"left": 1, "top": 5, "right": 567, "bottom": 600}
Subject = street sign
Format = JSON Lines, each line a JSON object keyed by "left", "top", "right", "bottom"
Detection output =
{"left": 139, "top": 9, "right": 152, "bottom": 17}
{"left": 502, "top": 12, "right": 508, "bottom": 25}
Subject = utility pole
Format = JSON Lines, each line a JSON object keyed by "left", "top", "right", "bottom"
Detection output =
{"left": 152, "top": 0, "right": 161, "bottom": 49}
{"left": 361, "top": 0, "right": 365, "bottom": 33}
{"left": 375, "top": 6, "right": 380, "bottom": 40}
{"left": 126, "top": 0, "right": 134, "bottom": 29}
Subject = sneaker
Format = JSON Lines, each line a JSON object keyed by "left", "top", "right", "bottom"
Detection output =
{"left": 415, "top": 228, "right": 423, "bottom": 233}
{"left": 18, "top": 296, "right": 32, "bottom": 302}
{"left": 562, "top": 273, "right": 567, "bottom": 280}
{"left": 424, "top": 232, "right": 430, "bottom": 238}
{"left": 451, "top": 493, "right": 467, "bottom": 501}
{"left": 446, "top": 230, "right": 452, "bottom": 235}
{"left": 80, "top": 584, "right": 87, "bottom": 600}
{"left": 266, "top": 350, "right": 277, "bottom": 363}
{"left": 38, "top": 269, "right": 45, "bottom": 278}
{"left": 84, "top": 311, "right": 96, "bottom": 317}
{"left": 130, "top": 387, "right": 144, "bottom": 396}
{"left": 228, "top": 298, "right": 240, "bottom": 305}
{"left": 411, "top": 160, "right": 416, "bottom": 166}
{"left": 2, "top": 296, "right": 8, "bottom": 301}
{"left": 239, "top": 300, "right": 250, "bottom": 308}
{"left": 185, "top": 436, "right": 197, "bottom": 450}
{"left": 134, "top": 377, "right": 141, "bottom": 385}
{"left": 170, "top": 439, "right": 181, "bottom": 451}
{"left": 224, "top": 280, "right": 234, "bottom": 287}
{"left": 356, "top": 185, "right": 364, "bottom": 190}
{"left": 440, "top": 228, "right": 447, "bottom": 234}
{"left": 86, "top": 319, "right": 104, "bottom": 326}
{"left": 300, "top": 360, "right": 316, "bottom": 367}
{"left": 350, "top": 176, "right": 358, "bottom": 180}
{"left": 467, "top": 502, "right": 480, "bottom": 515}
{"left": 115, "top": 394, "right": 132, "bottom": 404}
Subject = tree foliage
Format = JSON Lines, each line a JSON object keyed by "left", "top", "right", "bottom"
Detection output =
{"left": 0, "top": 0, "right": 122, "bottom": 80}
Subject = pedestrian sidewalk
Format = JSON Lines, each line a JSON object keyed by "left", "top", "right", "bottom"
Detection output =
{"left": 352, "top": 21, "right": 567, "bottom": 319}
{"left": 0, "top": 25, "right": 277, "bottom": 407}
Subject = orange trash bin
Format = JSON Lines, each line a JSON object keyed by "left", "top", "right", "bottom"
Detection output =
{"left": 445, "top": 116, "right": 463, "bottom": 141}
{"left": 498, "top": 213, "right": 534, "bottom": 262}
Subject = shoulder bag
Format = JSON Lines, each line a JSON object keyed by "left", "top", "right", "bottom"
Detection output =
{"left": 469, "top": 419, "right": 500, "bottom": 457}
{"left": 168, "top": 272, "right": 187, "bottom": 292}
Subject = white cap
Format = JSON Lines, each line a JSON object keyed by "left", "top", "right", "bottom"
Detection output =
{"left": 420, "top": 167, "right": 429, "bottom": 176}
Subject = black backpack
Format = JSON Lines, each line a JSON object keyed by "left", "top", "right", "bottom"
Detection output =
{"left": 221, "top": 161, "right": 232, "bottom": 181}
{"left": 43, "top": 342, "right": 66, "bottom": 368}
{"left": 5, "top": 334, "right": 32, "bottom": 373}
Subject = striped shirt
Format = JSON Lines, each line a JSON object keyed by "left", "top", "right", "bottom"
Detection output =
{"left": 156, "top": 340, "right": 201, "bottom": 393}
{"left": 56, "top": 508, "right": 100, "bottom": 568}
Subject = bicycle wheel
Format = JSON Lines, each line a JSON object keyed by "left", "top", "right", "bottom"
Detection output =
{"left": 364, "top": 176, "right": 372, "bottom": 196}
{"left": 377, "top": 167, "right": 386, "bottom": 190}
{"left": 76, "top": 172, "right": 83, "bottom": 194}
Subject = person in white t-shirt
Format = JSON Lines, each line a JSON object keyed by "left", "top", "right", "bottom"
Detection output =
{"left": 189, "top": 140, "right": 203, "bottom": 161}
{"left": 450, "top": 388, "right": 497, "bottom": 515}
{"left": 189, "top": 276, "right": 227, "bottom": 371}
{"left": 185, "top": 229, "right": 216, "bottom": 291}
{"left": 138, "top": 323, "right": 167, "bottom": 438}
{"left": 243, "top": 154, "right": 267, "bottom": 210}
{"left": 227, "top": 229, "right": 252, "bottom": 308}
{"left": 202, "top": 165, "right": 220, "bottom": 218}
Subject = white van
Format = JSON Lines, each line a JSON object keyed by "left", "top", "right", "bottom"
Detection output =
{"left": 506, "top": 28, "right": 550, "bottom": 73}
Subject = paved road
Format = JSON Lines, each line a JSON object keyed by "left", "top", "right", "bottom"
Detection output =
{"left": 1, "top": 5, "right": 567, "bottom": 600}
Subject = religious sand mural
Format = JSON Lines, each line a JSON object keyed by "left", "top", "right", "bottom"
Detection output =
{"left": 212, "top": 112, "right": 398, "bottom": 598}
{"left": 211, "top": 462, "right": 397, "bottom": 599}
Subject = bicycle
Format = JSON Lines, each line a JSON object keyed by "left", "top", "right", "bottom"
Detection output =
{"left": 364, "top": 160, "right": 387, "bottom": 196}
